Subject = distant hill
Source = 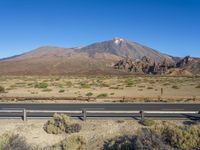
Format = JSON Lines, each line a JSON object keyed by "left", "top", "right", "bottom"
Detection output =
{"left": 0, "top": 38, "right": 199, "bottom": 75}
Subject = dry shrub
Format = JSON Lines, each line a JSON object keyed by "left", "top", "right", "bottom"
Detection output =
{"left": 0, "top": 134, "right": 33, "bottom": 150}
{"left": 134, "top": 128, "right": 171, "bottom": 150}
{"left": 103, "top": 128, "right": 171, "bottom": 150}
{"left": 61, "top": 135, "right": 86, "bottom": 150}
{"left": 139, "top": 119, "right": 156, "bottom": 127}
{"left": 44, "top": 113, "right": 81, "bottom": 134}
{"left": 65, "top": 123, "right": 81, "bottom": 134}
{"left": 161, "top": 124, "right": 200, "bottom": 150}
{"left": 0, "top": 133, "right": 10, "bottom": 150}
{"left": 103, "top": 135, "right": 136, "bottom": 150}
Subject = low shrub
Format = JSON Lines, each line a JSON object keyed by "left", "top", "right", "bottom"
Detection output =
{"left": 79, "top": 82, "right": 91, "bottom": 89}
{"left": 97, "top": 93, "right": 108, "bottom": 98}
{"left": 62, "top": 136, "right": 86, "bottom": 150}
{"left": 59, "top": 89, "right": 65, "bottom": 93}
{"left": 171, "top": 85, "right": 179, "bottom": 89}
{"left": 35, "top": 82, "right": 48, "bottom": 88}
{"left": 147, "top": 86, "right": 153, "bottom": 89}
{"left": 44, "top": 113, "right": 81, "bottom": 135}
{"left": 85, "top": 92, "right": 93, "bottom": 97}
{"left": 51, "top": 135, "right": 86, "bottom": 150}
{"left": 139, "top": 119, "right": 156, "bottom": 126}
{"left": 110, "top": 93, "right": 115, "bottom": 95}
{"left": 103, "top": 135, "right": 136, "bottom": 150}
{"left": 0, "top": 86, "right": 5, "bottom": 93}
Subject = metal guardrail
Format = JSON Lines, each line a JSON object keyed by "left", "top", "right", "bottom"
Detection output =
{"left": 0, "top": 108, "right": 199, "bottom": 121}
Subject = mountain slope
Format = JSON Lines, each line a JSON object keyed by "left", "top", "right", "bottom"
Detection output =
{"left": 0, "top": 46, "right": 121, "bottom": 75}
{"left": 0, "top": 38, "right": 194, "bottom": 75}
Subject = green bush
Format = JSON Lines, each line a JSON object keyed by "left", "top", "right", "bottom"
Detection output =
{"left": 0, "top": 86, "right": 5, "bottom": 93}
{"left": 44, "top": 113, "right": 81, "bottom": 135}
{"left": 85, "top": 92, "right": 93, "bottom": 97}
{"left": 35, "top": 82, "right": 48, "bottom": 88}
{"left": 97, "top": 93, "right": 108, "bottom": 98}
{"left": 139, "top": 119, "right": 156, "bottom": 126}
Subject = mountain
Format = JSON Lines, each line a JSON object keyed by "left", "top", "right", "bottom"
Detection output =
{"left": 0, "top": 38, "right": 198, "bottom": 75}
{"left": 81, "top": 38, "right": 174, "bottom": 63}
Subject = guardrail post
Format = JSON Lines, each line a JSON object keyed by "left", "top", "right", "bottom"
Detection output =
{"left": 82, "top": 109, "right": 87, "bottom": 121}
{"left": 23, "top": 109, "right": 27, "bottom": 121}
{"left": 140, "top": 110, "right": 144, "bottom": 121}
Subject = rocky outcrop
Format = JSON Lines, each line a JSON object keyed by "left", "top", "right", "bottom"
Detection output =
{"left": 176, "top": 56, "right": 197, "bottom": 68}
{"left": 113, "top": 56, "right": 191, "bottom": 75}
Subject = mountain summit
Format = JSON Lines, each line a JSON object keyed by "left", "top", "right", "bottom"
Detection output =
{"left": 0, "top": 38, "right": 198, "bottom": 75}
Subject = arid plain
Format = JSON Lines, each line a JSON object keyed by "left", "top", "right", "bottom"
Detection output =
{"left": 0, "top": 75, "right": 200, "bottom": 103}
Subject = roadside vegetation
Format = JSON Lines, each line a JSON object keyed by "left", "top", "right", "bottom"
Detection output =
{"left": 44, "top": 113, "right": 81, "bottom": 134}
{"left": 104, "top": 122, "right": 200, "bottom": 150}
{"left": 35, "top": 82, "right": 48, "bottom": 89}
{"left": 139, "top": 118, "right": 155, "bottom": 126}
{"left": 0, "top": 133, "right": 34, "bottom": 150}
{"left": 50, "top": 135, "right": 86, "bottom": 150}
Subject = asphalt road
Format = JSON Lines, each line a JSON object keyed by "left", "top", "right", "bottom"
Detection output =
{"left": 0, "top": 103, "right": 200, "bottom": 111}
{"left": 0, "top": 103, "right": 199, "bottom": 120}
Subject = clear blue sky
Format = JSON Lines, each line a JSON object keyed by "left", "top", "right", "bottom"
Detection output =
{"left": 0, "top": 0, "right": 200, "bottom": 58}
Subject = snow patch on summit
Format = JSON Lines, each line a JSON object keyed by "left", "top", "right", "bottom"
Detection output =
{"left": 113, "top": 38, "right": 124, "bottom": 45}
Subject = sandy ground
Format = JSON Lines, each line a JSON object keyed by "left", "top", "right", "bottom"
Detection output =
{"left": 0, "top": 119, "right": 142, "bottom": 149}
{"left": 0, "top": 76, "right": 200, "bottom": 102}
